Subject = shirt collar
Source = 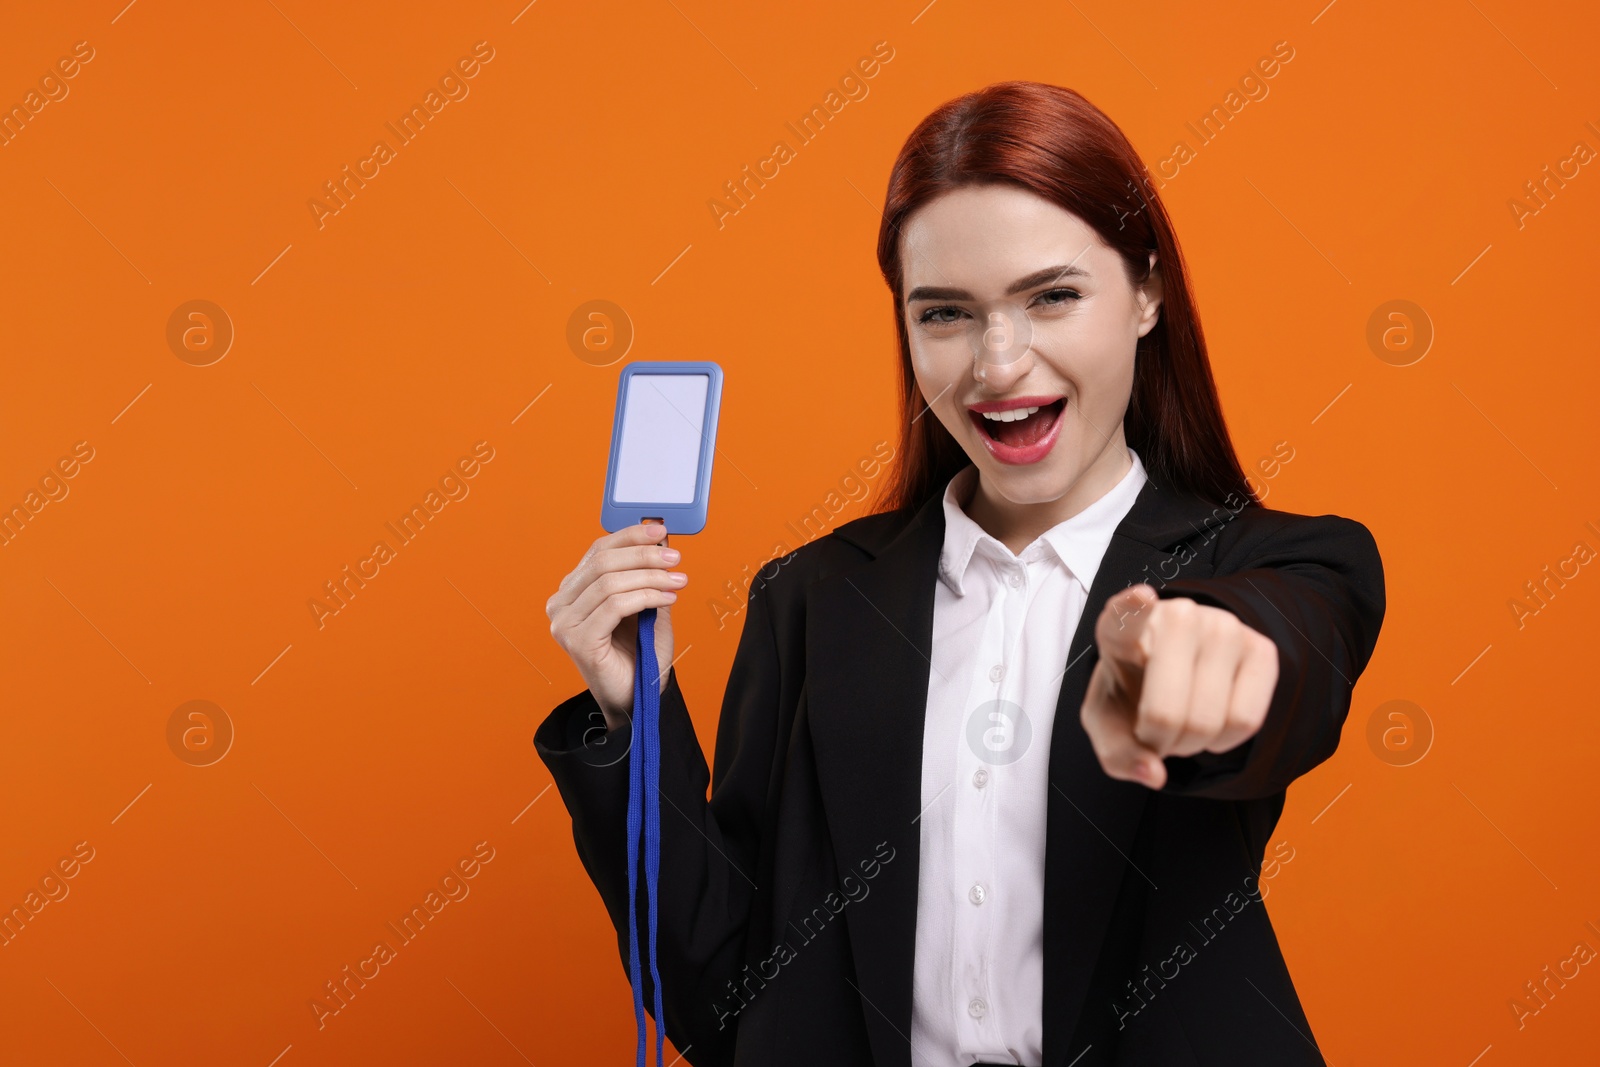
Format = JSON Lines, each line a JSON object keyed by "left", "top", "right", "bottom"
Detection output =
{"left": 937, "top": 447, "right": 1149, "bottom": 597}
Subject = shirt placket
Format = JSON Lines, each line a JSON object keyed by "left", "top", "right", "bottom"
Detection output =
{"left": 952, "top": 545, "right": 1030, "bottom": 1051}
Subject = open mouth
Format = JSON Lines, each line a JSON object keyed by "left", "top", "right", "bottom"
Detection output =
{"left": 969, "top": 397, "right": 1068, "bottom": 450}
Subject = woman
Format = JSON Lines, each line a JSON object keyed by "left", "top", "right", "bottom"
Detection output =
{"left": 538, "top": 81, "right": 1385, "bottom": 1067}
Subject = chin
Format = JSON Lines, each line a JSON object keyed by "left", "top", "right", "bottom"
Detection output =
{"left": 985, "top": 456, "right": 1086, "bottom": 501}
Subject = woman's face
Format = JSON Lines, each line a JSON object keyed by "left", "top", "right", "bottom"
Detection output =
{"left": 900, "top": 182, "right": 1162, "bottom": 510}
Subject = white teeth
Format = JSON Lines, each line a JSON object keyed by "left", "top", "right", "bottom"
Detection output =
{"left": 980, "top": 405, "right": 1040, "bottom": 422}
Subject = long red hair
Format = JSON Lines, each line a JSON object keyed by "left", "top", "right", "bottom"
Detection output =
{"left": 868, "top": 80, "right": 1258, "bottom": 515}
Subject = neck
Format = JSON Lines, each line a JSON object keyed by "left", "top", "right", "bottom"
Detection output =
{"left": 963, "top": 437, "right": 1133, "bottom": 556}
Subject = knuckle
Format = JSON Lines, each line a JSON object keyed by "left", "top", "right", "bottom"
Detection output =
{"left": 1139, "top": 702, "right": 1175, "bottom": 726}
{"left": 1227, "top": 704, "right": 1265, "bottom": 734}
{"left": 1145, "top": 604, "right": 1175, "bottom": 636}
{"left": 1167, "top": 730, "right": 1201, "bottom": 755}
{"left": 1139, "top": 700, "right": 1177, "bottom": 726}
{"left": 1135, "top": 707, "right": 1178, "bottom": 741}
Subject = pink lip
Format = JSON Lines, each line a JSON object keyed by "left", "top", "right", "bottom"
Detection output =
{"left": 966, "top": 394, "right": 1064, "bottom": 414}
{"left": 967, "top": 396, "right": 1068, "bottom": 466}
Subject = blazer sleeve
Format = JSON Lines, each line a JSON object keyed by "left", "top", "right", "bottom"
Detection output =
{"left": 533, "top": 568, "right": 786, "bottom": 1066}
{"left": 1147, "top": 509, "right": 1386, "bottom": 801}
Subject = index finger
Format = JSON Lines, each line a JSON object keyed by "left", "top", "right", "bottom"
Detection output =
{"left": 1096, "top": 583, "right": 1157, "bottom": 670}
{"left": 1080, "top": 660, "right": 1167, "bottom": 788}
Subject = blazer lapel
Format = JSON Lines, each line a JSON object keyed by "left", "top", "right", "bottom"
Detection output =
{"left": 806, "top": 486, "right": 945, "bottom": 1067}
{"left": 1038, "top": 473, "right": 1237, "bottom": 1067}
{"left": 805, "top": 466, "right": 1234, "bottom": 1067}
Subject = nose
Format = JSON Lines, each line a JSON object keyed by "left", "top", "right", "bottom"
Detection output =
{"left": 971, "top": 306, "right": 1035, "bottom": 390}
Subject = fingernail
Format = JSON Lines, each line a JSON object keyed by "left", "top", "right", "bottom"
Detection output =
{"left": 646, "top": 523, "right": 665, "bottom": 535}
{"left": 668, "top": 572, "right": 687, "bottom": 584}
{"left": 661, "top": 548, "right": 681, "bottom": 563}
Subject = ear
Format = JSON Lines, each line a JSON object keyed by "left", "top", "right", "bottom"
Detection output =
{"left": 1135, "top": 251, "right": 1164, "bottom": 339}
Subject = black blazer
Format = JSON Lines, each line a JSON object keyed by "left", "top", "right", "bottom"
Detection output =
{"left": 535, "top": 469, "right": 1385, "bottom": 1067}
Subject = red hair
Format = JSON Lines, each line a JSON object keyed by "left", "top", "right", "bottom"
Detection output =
{"left": 868, "top": 80, "right": 1258, "bottom": 515}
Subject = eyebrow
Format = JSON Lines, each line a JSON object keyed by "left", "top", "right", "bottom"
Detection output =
{"left": 905, "top": 263, "right": 1091, "bottom": 304}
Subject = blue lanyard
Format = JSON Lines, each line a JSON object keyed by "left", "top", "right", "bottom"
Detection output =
{"left": 626, "top": 607, "right": 666, "bottom": 1067}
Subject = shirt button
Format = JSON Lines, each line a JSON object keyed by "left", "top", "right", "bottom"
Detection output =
{"left": 1008, "top": 573, "right": 1022, "bottom": 588}
{"left": 988, "top": 663, "right": 1004, "bottom": 682}
{"left": 968, "top": 883, "right": 986, "bottom": 905}
{"left": 968, "top": 997, "right": 988, "bottom": 1018}
{"left": 972, "top": 767, "right": 989, "bottom": 789}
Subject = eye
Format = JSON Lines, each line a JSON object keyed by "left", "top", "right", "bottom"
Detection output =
{"left": 1032, "top": 287, "right": 1081, "bottom": 308}
{"left": 916, "top": 305, "right": 970, "bottom": 326}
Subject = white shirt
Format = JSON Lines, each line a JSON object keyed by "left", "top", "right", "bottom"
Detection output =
{"left": 910, "top": 447, "right": 1148, "bottom": 1067}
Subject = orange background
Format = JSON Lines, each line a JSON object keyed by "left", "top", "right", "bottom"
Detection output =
{"left": 2, "top": 1, "right": 1597, "bottom": 1063}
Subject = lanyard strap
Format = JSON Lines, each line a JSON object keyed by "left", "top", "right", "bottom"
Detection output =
{"left": 626, "top": 607, "right": 666, "bottom": 1067}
